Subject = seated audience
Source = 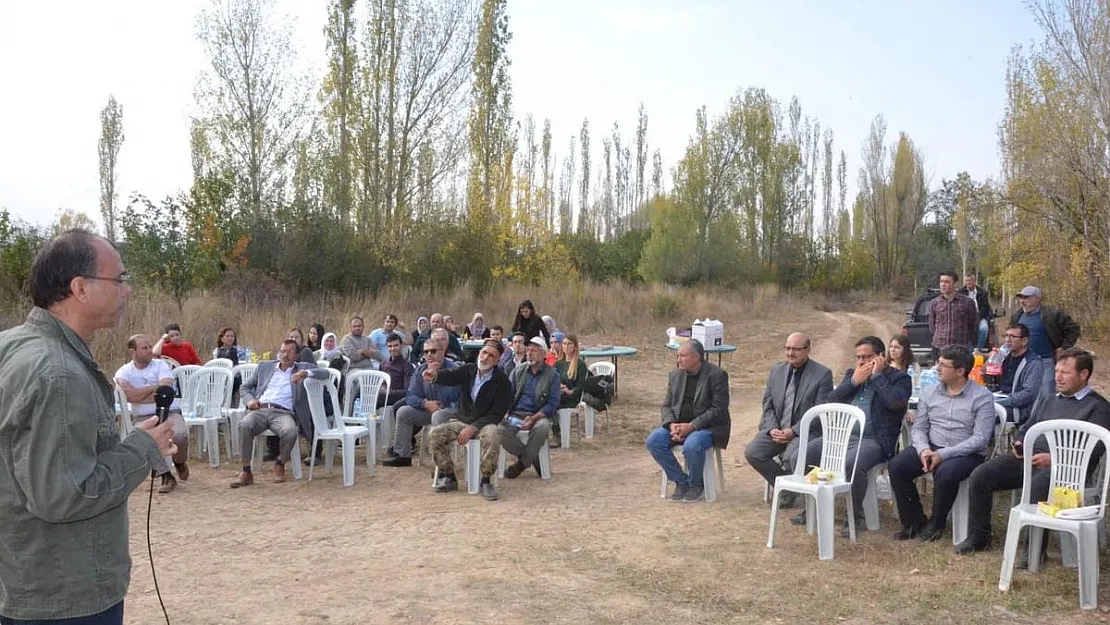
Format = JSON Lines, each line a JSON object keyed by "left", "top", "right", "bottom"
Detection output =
{"left": 501, "top": 337, "right": 561, "bottom": 478}
{"left": 888, "top": 333, "right": 914, "bottom": 373}
{"left": 369, "top": 314, "right": 405, "bottom": 362}
{"left": 213, "top": 326, "right": 240, "bottom": 364}
{"left": 489, "top": 325, "right": 506, "bottom": 345}
{"left": 645, "top": 340, "right": 731, "bottom": 502}
{"left": 115, "top": 334, "right": 189, "bottom": 494}
{"left": 315, "top": 332, "right": 342, "bottom": 363}
{"left": 743, "top": 332, "right": 833, "bottom": 508}
{"left": 341, "top": 315, "right": 378, "bottom": 371}
{"left": 382, "top": 337, "right": 461, "bottom": 466}
{"left": 546, "top": 331, "right": 564, "bottom": 366}
{"left": 153, "top": 323, "right": 202, "bottom": 366}
{"left": 542, "top": 315, "right": 559, "bottom": 337}
{"left": 463, "top": 312, "right": 491, "bottom": 340}
{"left": 443, "top": 315, "right": 461, "bottom": 338}
{"left": 308, "top": 323, "right": 325, "bottom": 354}
{"left": 423, "top": 339, "right": 513, "bottom": 501}
{"left": 800, "top": 336, "right": 910, "bottom": 531}
{"left": 230, "top": 340, "right": 328, "bottom": 488}
{"left": 995, "top": 323, "right": 1044, "bottom": 423}
{"left": 556, "top": 334, "right": 588, "bottom": 409}
{"left": 379, "top": 333, "right": 414, "bottom": 406}
{"left": 888, "top": 346, "right": 994, "bottom": 541}
{"left": 512, "top": 299, "right": 550, "bottom": 346}
{"left": 957, "top": 349, "right": 1110, "bottom": 554}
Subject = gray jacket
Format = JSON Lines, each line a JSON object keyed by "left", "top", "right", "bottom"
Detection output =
{"left": 758, "top": 359, "right": 834, "bottom": 434}
{"left": 242, "top": 360, "right": 328, "bottom": 438}
{"left": 661, "top": 362, "right": 732, "bottom": 448}
{"left": 0, "top": 308, "right": 163, "bottom": 620}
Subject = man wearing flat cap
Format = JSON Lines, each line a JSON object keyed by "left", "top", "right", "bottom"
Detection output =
{"left": 501, "top": 335, "right": 561, "bottom": 479}
{"left": 1009, "top": 285, "right": 1080, "bottom": 415}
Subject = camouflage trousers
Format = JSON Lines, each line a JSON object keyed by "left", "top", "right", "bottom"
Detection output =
{"left": 429, "top": 420, "right": 502, "bottom": 478}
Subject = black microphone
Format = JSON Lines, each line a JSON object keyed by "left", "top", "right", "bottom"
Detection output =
{"left": 154, "top": 385, "right": 175, "bottom": 425}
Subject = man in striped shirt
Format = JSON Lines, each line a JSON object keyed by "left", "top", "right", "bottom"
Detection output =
{"left": 929, "top": 271, "right": 979, "bottom": 358}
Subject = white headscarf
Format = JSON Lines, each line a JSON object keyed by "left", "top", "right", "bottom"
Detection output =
{"left": 319, "top": 332, "right": 341, "bottom": 359}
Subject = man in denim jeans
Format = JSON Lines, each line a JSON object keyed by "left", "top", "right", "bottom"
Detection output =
{"left": 646, "top": 340, "right": 731, "bottom": 503}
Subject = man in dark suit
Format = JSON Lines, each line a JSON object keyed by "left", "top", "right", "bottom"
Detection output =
{"left": 423, "top": 339, "right": 514, "bottom": 501}
{"left": 959, "top": 274, "right": 993, "bottom": 349}
{"left": 230, "top": 340, "right": 329, "bottom": 488}
{"left": 646, "top": 339, "right": 731, "bottom": 503}
{"left": 744, "top": 332, "right": 834, "bottom": 508}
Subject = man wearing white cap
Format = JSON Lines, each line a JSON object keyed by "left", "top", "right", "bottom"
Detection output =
{"left": 1009, "top": 285, "right": 1080, "bottom": 414}
{"left": 501, "top": 336, "right": 560, "bottom": 478}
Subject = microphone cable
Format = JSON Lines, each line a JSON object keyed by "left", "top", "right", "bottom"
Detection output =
{"left": 147, "top": 472, "right": 171, "bottom": 625}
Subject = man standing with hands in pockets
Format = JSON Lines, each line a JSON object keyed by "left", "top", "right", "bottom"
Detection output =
{"left": 0, "top": 231, "right": 179, "bottom": 625}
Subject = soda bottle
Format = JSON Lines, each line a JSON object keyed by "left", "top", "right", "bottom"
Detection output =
{"left": 984, "top": 348, "right": 1003, "bottom": 377}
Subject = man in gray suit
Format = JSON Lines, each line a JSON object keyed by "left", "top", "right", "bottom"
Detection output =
{"left": 646, "top": 340, "right": 731, "bottom": 503}
{"left": 744, "top": 331, "right": 833, "bottom": 508}
{"left": 230, "top": 340, "right": 329, "bottom": 488}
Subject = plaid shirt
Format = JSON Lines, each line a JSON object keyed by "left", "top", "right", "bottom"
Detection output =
{"left": 929, "top": 293, "right": 979, "bottom": 350}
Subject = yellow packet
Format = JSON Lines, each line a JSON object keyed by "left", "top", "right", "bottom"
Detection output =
{"left": 806, "top": 466, "right": 821, "bottom": 484}
{"left": 1037, "top": 502, "right": 1060, "bottom": 517}
{"left": 1049, "top": 487, "right": 1081, "bottom": 510}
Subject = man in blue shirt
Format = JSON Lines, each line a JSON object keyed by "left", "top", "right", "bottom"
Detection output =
{"left": 501, "top": 336, "right": 560, "bottom": 479}
{"left": 368, "top": 313, "right": 404, "bottom": 362}
{"left": 382, "top": 337, "right": 461, "bottom": 467}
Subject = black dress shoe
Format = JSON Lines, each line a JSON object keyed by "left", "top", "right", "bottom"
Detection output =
{"left": 917, "top": 525, "right": 944, "bottom": 543}
{"left": 893, "top": 523, "right": 925, "bottom": 541}
{"left": 504, "top": 461, "right": 526, "bottom": 479}
{"left": 480, "top": 481, "right": 498, "bottom": 501}
{"left": 954, "top": 536, "right": 991, "bottom": 554}
{"left": 382, "top": 456, "right": 412, "bottom": 467}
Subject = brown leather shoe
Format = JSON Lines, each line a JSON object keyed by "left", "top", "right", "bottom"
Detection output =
{"left": 229, "top": 471, "right": 254, "bottom": 488}
{"left": 272, "top": 463, "right": 287, "bottom": 483}
{"left": 175, "top": 462, "right": 190, "bottom": 482}
{"left": 157, "top": 475, "right": 177, "bottom": 494}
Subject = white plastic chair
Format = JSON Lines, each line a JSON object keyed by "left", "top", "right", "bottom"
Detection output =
{"left": 326, "top": 367, "right": 342, "bottom": 389}
{"left": 225, "top": 363, "right": 258, "bottom": 456}
{"left": 659, "top": 447, "right": 725, "bottom": 503}
{"left": 992, "top": 402, "right": 1015, "bottom": 458}
{"left": 182, "top": 367, "right": 234, "bottom": 468}
{"left": 580, "top": 361, "right": 615, "bottom": 438}
{"left": 172, "top": 365, "right": 202, "bottom": 401}
{"left": 317, "top": 359, "right": 332, "bottom": 368}
{"left": 497, "top": 430, "right": 553, "bottom": 480}
{"left": 556, "top": 408, "right": 574, "bottom": 449}
{"left": 343, "top": 370, "right": 392, "bottom": 463}
{"left": 862, "top": 463, "right": 888, "bottom": 531}
{"left": 206, "top": 358, "right": 234, "bottom": 369}
{"left": 767, "top": 403, "right": 866, "bottom": 560}
{"left": 113, "top": 383, "right": 135, "bottom": 440}
{"left": 304, "top": 378, "right": 373, "bottom": 487}
{"left": 433, "top": 439, "right": 482, "bottom": 494}
{"left": 998, "top": 420, "right": 1110, "bottom": 610}
{"left": 161, "top": 355, "right": 181, "bottom": 369}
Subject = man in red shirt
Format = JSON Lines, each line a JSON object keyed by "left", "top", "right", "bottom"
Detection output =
{"left": 153, "top": 323, "right": 202, "bottom": 366}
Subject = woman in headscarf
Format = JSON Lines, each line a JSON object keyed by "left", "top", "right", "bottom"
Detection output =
{"left": 463, "top": 312, "right": 490, "bottom": 340}
{"left": 512, "top": 299, "right": 550, "bottom": 346}
{"left": 315, "top": 332, "right": 342, "bottom": 361}
{"left": 287, "top": 327, "right": 316, "bottom": 363}
{"left": 542, "top": 315, "right": 559, "bottom": 337}
{"left": 307, "top": 323, "right": 325, "bottom": 352}
{"left": 410, "top": 316, "right": 432, "bottom": 364}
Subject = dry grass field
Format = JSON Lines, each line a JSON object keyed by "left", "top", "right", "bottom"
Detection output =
{"left": 8, "top": 284, "right": 1106, "bottom": 624}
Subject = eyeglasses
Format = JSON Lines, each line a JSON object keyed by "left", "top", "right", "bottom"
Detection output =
{"left": 785, "top": 346, "right": 807, "bottom": 352}
{"left": 936, "top": 361, "right": 956, "bottom": 370}
{"left": 1004, "top": 333, "right": 1024, "bottom": 340}
{"left": 83, "top": 273, "right": 131, "bottom": 284}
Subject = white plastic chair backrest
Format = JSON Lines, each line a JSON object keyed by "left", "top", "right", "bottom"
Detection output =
{"left": 113, "top": 384, "right": 135, "bottom": 439}
{"left": 161, "top": 355, "right": 181, "bottom": 369}
{"left": 1021, "top": 420, "right": 1110, "bottom": 519}
{"left": 588, "top": 361, "right": 615, "bottom": 377}
{"left": 232, "top": 363, "right": 258, "bottom": 409}
{"left": 317, "top": 360, "right": 331, "bottom": 369}
{"left": 188, "top": 368, "right": 234, "bottom": 418}
{"left": 327, "top": 368, "right": 342, "bottom": 389}
{"left": 206, "top": 358, "right": 234, "bottom": 369}
{"left": 792, "top": 403, "right": 866, "bottom": 482}
{"left": 304, "top": 378, "right": 340, "bottom": 434}
{"left": 173, "top": 365, "right": 202, "bottom": 401}
{"left": 344, "top": 370, "right": 390, "bottom": 417}
{"left": 994, "top": 402, "right": 1007, "bottom": 428}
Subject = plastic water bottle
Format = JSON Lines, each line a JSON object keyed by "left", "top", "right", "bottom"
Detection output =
{"left": 907, "top": 362, "right": 921, "bottom": 397}
{"left": 353, "top": 397, "right": 363, "bottom": 418}
{"left": 919, "top": 366, "right": 939, "bottom": 391}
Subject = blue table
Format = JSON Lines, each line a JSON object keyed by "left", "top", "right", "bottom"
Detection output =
{"left": 580, "top": 346, "right": 638, "bottom": 400}
{"left": 460, "top": 340, "right": 487, "bottom": 351}
{"left": 665, "top": 343, "right": 737, "bottom": 367}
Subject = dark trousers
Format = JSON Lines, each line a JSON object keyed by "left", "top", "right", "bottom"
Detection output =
{"left": 888, "top": 446, "right": 984, "bottom": 530}
{"left": 1, "top": 602, "right": 123, "bottom": 625}
{"left": 967, "top": 455, "right": 1051, "bottom": 540}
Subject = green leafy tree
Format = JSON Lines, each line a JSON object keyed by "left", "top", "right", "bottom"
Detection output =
{"left": 121, "top": 195, "right": 201, "bottom": 312}
{"left": 98, "top": 95, "right": 124, "bottom": 241}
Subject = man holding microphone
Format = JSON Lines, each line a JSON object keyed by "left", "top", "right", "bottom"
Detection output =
{"left": 0, "top": 230, "right": 178, "bottom": 624}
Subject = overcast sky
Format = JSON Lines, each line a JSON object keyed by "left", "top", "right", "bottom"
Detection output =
{"left": 0, "top": 0, "right": 1043, "bottom": 228}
